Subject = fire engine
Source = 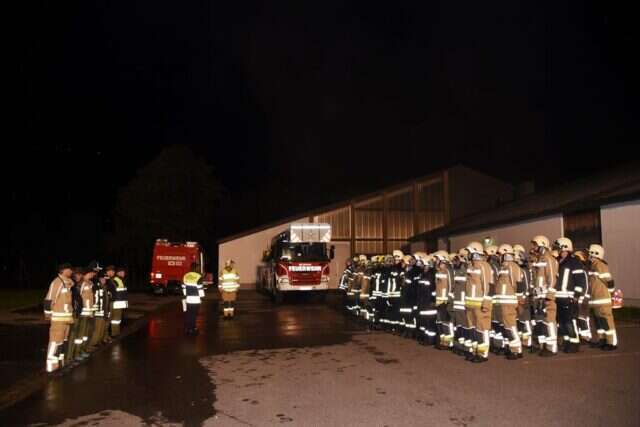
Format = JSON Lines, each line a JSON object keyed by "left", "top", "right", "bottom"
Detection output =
{"left": 150, "top": 239, "right": 213, "bottom": 294}
{"left": 259, "top": 223, "right": 334, "bottom": 303}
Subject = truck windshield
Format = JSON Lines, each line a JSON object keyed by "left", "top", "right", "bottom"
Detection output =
{"left": 279, "top": 243, "right": 327, "bottom": 262}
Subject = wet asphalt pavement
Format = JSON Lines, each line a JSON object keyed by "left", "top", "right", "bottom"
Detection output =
{"left": 0, "top": 291, "right": 363, "bottom": 426}
{"left": 0, "top": 291, "right": 639, "bottom": 426}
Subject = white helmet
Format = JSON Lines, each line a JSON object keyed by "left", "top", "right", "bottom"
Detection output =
{"left": 414, "top": 252, "right": 428, "bottom": 262}
{"left": 485, "top": 245, "right": 499, "bottom": 256}
{"left": 513, "top": 244, "right": 526, "bottom": 254}
{"left": 555, "top": 237, "right": 573, "bottom": 253}
{"left": 358, "top": 254, "right": 368, "bottom": 263}
{"left": 588, "top": 244, "right": 605, "bottom": 260}
{"left": 225, "top": 259, "right": 235, "bottom": 267}
{"left": 497, "top": 244, "right": 514, "bottom": 256}
{"left": 531, "top": 235, "right": 550, "bottom": 249}
{"left": 466, "top": 241, "right": 484, "bottom": 255}
{"left": 402, "top": 255, "right": 414, "bottom": 265}
{"left": 392, "top": 250, "right": 404, "bottom": 261}
{"left": 423, "top": 254, "right": 435, "bottom": 267}
{"left": 433, "top": 250, "right": 450, "bottom": 262}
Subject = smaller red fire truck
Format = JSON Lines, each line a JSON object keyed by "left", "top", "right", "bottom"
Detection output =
{"left": 259, "top": 223, "right": 334, "bottom": 303}
{"left": 149, "top": 239, "right": 213, "bottom": 294}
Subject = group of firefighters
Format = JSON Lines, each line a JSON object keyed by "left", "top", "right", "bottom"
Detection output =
{"left": 180, "top": 258, "right": 241, "bottom": 335}
{"left": 43, "top": 262, "right": 128, "bottom": 373}
{"left": 340, "top": 236, "right": 621, "bottom": 363}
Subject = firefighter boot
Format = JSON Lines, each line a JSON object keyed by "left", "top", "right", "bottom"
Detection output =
{"left": 46, "top": 342, "right": 59, "bottom": 373}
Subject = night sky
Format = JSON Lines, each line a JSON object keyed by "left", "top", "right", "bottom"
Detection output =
{"left": 8, "top": 2, "right": 637, "bottom": 282}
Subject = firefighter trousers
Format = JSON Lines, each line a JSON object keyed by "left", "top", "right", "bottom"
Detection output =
{"left": 89, "top": 317, "right": 107, "bottom": 347}
{"left": 468, "top": 306, "right": 491, "bottom": 359}
{"left": 491, "top": 303, "right": 504, "bottom": 351}
{"left": 517, "top": 302, "right": 533, "bottom": 348}
{"left": 500, "top": 303, "right": 521, "bottom": 355}
{"left": 593, "top": 304, "right": 617, "bottom": 347}
{"left": 557, "top": 298, "right": 580, "bottom": 349}
{"left": 388, "top": 297, "right": 401, "bottom": 330}
{"left": 578, "top": 301, "right": 593, "bottom": 342}
{"left": 417, "top": 307, "right": 437, "bottom": 345}
{"left": 185, "top": 303, "right": 199, "bottom": 331}
{"left": 66, "top": 319, "right": 81, "bottom": 363}
{"left": 436, "top": 303, "right": 454, "bottom": 347}
{"left": 111, "top": 308, "right": 123, "bottom": 336}
{"left": 47, "top": 322, "right": 70, "bottom": 372}
{"left": 453, "top": 308, "right": 470, "bottom": 352}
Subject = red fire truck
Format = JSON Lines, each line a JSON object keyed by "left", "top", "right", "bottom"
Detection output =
{"left": 259, "top": 223, "right": 334, "bottom": 303}
{"left": 149, "top": 239, "right": 213, "bottom": 294}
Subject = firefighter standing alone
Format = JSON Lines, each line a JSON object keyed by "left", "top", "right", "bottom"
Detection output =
{"left": 183, "top": 265, "right": 204, "bottom": 335}
{"left": 219, "top": 259, "right": 240, "bottom": 319}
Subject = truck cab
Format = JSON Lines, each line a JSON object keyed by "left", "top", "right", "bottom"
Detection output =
{"left": 260, "top": 223, "right": 333, "bottom": 302}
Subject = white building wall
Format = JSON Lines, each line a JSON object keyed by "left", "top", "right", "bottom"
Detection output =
{"left": 218, "top": 218, "right": 307, "bottom": 287}
{"left": 601, "top": 200, "right": 640, "bottom": 305}
{"left": 449, "top": 214, "right": 564, "bottom": 253}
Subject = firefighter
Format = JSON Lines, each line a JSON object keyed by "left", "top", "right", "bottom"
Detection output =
{"left": 574, "top": 249, "right": 593, "bottom": 343}
{"left": 496, "top": 244, "right": 524, "bottom": 360}
{"left": 485, "top": 245, "right": 504, "bottom": 354}
{"left": 531, "top": 235, "right": 559, "bottom": 357}
{"left": 385, "top": 250, "right": 404, "bottom": 333}
{"left": 183, "top": 265, "right": 203, "bottom": 335}
{"left": 554, "top": 237, "right": 586, "bottom": 353}
{"left": 108, "top": 266, "right": 129, "bottom": 337}
{"left": 352, "top": 255, "right": 368, "bottom": 318}
{"left": 369, "top": 255, "right": 384, "bottom": 330}
{"left": 64, "top": 267, "right": 84, "bottom": 365}
{"left": 74, "top": 267, "right": 96, "bottom": 360}
{"left": 464, "top": 242, "right": 493, "bottom": 363}
{"left": 416, "top": 254, "right": 437, "bottom": 345}
{"left": 378, "top": 255, "right": 394, "bottom": 330}
{"left": 345, "top": 257, "right": 360, "bottom": 315}
{"left": 587, "top": 244, "right": 618, "bottom": 350}
{"left": 513, "top": 244, "right": 534, "bottom": 352}
{"left": 400, "top": 254, "right": 420, "bottom": 338}
{"left": 451, "top": 249, "right": 469, "bottom": 355}
{"left": 360, "top": 257, "right": 373, "bottom": 323}
{"left": 219, "top": 259, "right": 240, "bottom": 318}
{"left": 338, "top": 258, "right": 355, "bottom": 313}
{"left": 433, "top": 251, "right": 454, "bottom": 350}
{"left": 89, "top": 272, "right": 109, "bottom": 349}
{"left": 44, "top": 263, "right": 75, "bottom": 373}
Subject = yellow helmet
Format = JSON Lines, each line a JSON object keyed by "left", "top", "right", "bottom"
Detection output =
{"left": 183, "top": 272, "right": 201, "bottom": 285}
{"left": 513, "top": 244, "right": 526, "bottom": 254}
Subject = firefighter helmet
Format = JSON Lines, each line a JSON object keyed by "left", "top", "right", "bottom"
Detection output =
{"left": 588, "top": 244, "right": 605, "bottom": 260}
{"left": 392, "top": 249, "right": 404, "bottom": 260}
{"left": 404, "top": 254, "right": 416, "bottom": 266}
{"left": 513, "top": 244, "right": 526, "bottom": 254}
{"left": 574, "top": 250, "right": 588, "bottom": 263}
{"left": 384, "top": 255, "right": 395, "bottom": 265}
{"left": 433, "top": 250, "right": 450, "bottom": 262}
{"left": 224, "top": 259, "right": 235, "bottom": 267}
{"left": 555, "top": 237, "right": 573, "bottom": 252}
{"left": 497, "top": 244, "right": 514, "bottom": 256}
{"left": 358, "top": 254, "right": 368, "bottom": 263}
{"left": 466, "top": 241, "right": 484, "bottom": 255}
{"left": 612, "top": 288, "right": 624, "bottom": 309}
{"left": 531, "top": 235, "right": 550, "bottom": 249}
{"left": 414, "top": 252, "right": 428, "bottom": 262}
{"left": 485, "top": 245, "right": 498, "bottom": 256}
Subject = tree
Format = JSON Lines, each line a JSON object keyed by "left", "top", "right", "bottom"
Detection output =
{"left": 111, "top": 145, "right": 223, "bottom": 288}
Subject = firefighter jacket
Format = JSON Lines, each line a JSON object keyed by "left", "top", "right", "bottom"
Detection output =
{"left": 370, "top": 266, "right": 384, "bottom": 299}
{"left": 402, "top": 266, "right": 422, "bottom": 306}
{"left": 557, "top": 255, "right": 587, "bottom": 299}
{"left": 465, "top": 259, "right": 493, "bottom": 311}
{"left": 71, "top": 282, "right": 83, "bottom": 318}
{"left": 112, "top": 277, "right": 129, "bottom": 309}
{"left": 182, "top": 272, "right": 203, "bottom": 305}
{"left": 515, "top": 261, "right": 533, "bottom": 303}
{"left": 495, "top": 261, "right": 523, "bottom": 306}
{"left": 43, "top": 275, "right": 74, "bottom": 324}
{"left": 80, "top": 280, "right": 95, "bottom": 317}
{"left": 379, "top": 266, "right": 392, "bottom": 298}
{"left": 416, "top": 267, "right": 436, "bottom": 309}
{"left": 352, "top": 265, "right": 365, "bottom": 293}
{"left": 589, "top": 259, "right": 613, "bottom": 307}
{"left": 532, "top": 251, "right": 558, "bottom": 301}
{"left": 338, "top": 265, "right": 355, "bottom": 291}
{"left": 435, "top": 263, "right": 453, "bottom": 306}
{"left": 387, "top": 264, "right": 403, "bottom": 298}
{"left": 360, "top": 266, "right": 372, "bottom": 298}
{"left": 92, "top": 280, "right": 107, "bottom": 318}
{"left": 219, "top": 268, "right": 240, "bottom": 293}
{"left": 452, "top": 265, "right": 467, "bottom": 312}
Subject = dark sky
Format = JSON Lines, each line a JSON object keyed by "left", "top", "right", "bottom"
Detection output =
{"left": 14, "top": 1, "right": 638, "bottom": 232}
